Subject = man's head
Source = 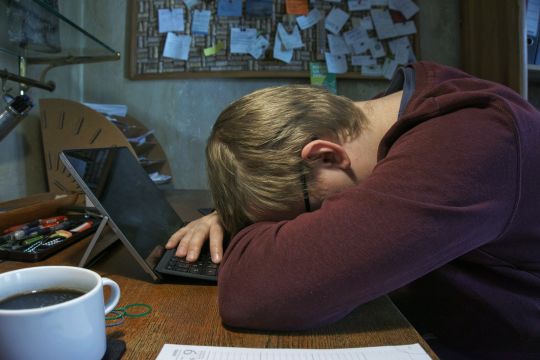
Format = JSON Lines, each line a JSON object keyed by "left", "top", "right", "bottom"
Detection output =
{"left": 206, "top": 85, "right": 367, "bottom": 235}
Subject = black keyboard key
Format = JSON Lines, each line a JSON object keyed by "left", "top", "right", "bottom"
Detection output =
{"left": 165, "top": 253, "right": 218, "bottom": 279}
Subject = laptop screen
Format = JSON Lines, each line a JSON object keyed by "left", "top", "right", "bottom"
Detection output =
{"left": 60, "top": 147, "right": 184, "bottom": 267}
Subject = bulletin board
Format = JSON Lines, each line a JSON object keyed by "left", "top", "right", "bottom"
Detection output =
{"left": 128, "top": 0, "right": 420, "bottom": 79}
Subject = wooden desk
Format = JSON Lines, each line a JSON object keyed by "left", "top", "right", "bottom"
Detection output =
{"left": 0, "top": 190, "right": 438, "bottom": 359}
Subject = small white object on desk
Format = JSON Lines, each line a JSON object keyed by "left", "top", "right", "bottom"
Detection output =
{"left": 149, "top": 172, "right": 172, "bottom": 185}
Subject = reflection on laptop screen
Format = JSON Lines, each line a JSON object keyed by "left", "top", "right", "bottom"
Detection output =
{"left": 61, "top": 147, "right": 184, "bottom": 264}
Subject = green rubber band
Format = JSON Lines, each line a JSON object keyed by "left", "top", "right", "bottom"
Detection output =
{"left": 105, "top": 309, "right": 125, "bottom": 320}
{"left": 122, "top": 303, "right": 152, "bottom": 318}
{"left": 105, "top": 315, "right": 126, "bottom": 327}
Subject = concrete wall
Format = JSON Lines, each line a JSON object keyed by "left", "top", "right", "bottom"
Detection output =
{"left": 0, "top": 1, "right": 83, "bottom": 201}
{"left": 0, "top": 0, "right": 461, "bottom": 201}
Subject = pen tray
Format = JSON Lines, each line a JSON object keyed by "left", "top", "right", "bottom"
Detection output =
{"left": 0, "top": 193, "right": 100, "bottom": 262}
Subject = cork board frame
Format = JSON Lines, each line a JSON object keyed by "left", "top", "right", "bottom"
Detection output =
{"left": 127, "top": 0, "right": 420, "bottom": 79}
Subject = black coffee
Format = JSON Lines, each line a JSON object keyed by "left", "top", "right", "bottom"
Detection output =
{"left": 0, "top": 288, "right": 86, "bottom": 310}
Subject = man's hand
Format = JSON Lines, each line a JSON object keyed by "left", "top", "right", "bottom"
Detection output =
{"left": 165, "top": 211, "right": 224, "bottom": 263}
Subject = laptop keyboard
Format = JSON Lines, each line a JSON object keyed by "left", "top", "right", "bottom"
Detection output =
{"left": 165, "top": 252, "right": 218, "bottom": 278}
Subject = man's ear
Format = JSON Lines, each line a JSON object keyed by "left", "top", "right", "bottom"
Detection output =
{"left": 301, "top": 139, "right": 351, "bottom": 169}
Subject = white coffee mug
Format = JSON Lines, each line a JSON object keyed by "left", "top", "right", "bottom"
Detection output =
{"left": 0, "top": 266, "right": 120, "bottom": 360}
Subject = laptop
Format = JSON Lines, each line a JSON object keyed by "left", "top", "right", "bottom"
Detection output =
{"left": 59, "top": 146, "right": 218, "bottom": 282}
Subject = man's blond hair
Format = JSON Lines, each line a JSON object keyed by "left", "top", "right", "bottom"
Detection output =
{"left": 206, "top": 85, "right": 366, "bottom": 235}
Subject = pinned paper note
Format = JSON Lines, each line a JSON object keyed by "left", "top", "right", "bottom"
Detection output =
{"left": 358, "top": 15, "right": 374, "bottom": 30}
{"left": 325, "top": 7, "right": 350, "bottom": 35}
{"left": 348, "top": 0, "right": 371, "bottom": 11}
{"left": 328, "top": 34, "right": 350, "bottom": 55}
{"left": 382, "top": 57, "right": 399, "bottom": 79}
{"left": 351, "top": 55, "right": 377, "bottom": 66}
{"left": 163, "top": 32, "right": 192, "bottom": 60}
{"left": 246, "top": 0, "right": 274, "bottom": 16}
{"left": 184, "top": 0, "right": 200, "bottom": 9}
{"left": 248, "top": 35, "right": 270, "bottom": 59}
{"left": 297, "top": 9, "right": 323, "bottom": 30}
{"left": 343, "top": 27, "right": 370, "bottom": 54}
{"left": 369, "top": 39, "right": 386, "bottom": 58}
{"left": 325, "top": 52, "right": 347, "bottom": 74}
{"left": 230, "top": 28, "right": 257, "bottom": 53}
{"left": 286, "top": 0, "right": 308, "bottom": 15}
{"left": 370, "top": 8, "right": 398, "bottom": 39}
{"left": 389, "top": 0, "right": 419, "bottom": 20}
{"left": 393, "top": 21, "right": 417, "bottom": 36}
{"left": 203, "top": 41, "right": 225, "bottom": 56}
{"left": 217, "top": 0, "right": 242, "bottom": 17}
{"left": 362, "top": 64, "right": 383, "bottom": 76}
{"left": 277, "top": 23, "right": 304, "bottom": 50}
{"left": 273, "top": 33, "right": 293, "bottom": 63}
{"left": 192, "top": 10, "right": 211, "bottom": 35}
{"left": 158, "top": 8, "right": 184, "bottom": 33}
{"left": 388, "top": 36, "right": 411, "bottom": 64}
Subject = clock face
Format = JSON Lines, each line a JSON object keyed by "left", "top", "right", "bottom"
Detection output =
{"left": 39, "top": 99, "right": 132, "bottom": 194}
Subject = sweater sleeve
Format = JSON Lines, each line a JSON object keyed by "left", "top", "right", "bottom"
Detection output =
{"left": 217, "top": 108, "right": 519, "bottom": 331}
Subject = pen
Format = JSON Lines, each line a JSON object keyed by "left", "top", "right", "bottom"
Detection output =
{"left": 69, "top": 220, "right": 94, "bottom": 232}
{"left": 0, "top": 218, "right": 81, "bottom": 244}
{"left": 2, "top": 216, "right": 68, "bottom": 234}
{"left": 0, "top": 226, "right": 53, "bottom": 243}
{"left": 22, "top": 235, "right": 45, "bottom": 246}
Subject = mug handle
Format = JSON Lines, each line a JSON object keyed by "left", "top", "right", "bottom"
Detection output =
{"left": 102, "top": 277, "right": 121, "bottom": 315}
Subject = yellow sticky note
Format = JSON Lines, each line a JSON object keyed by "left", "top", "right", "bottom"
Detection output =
{"left": 203, "top": 41, "right": 224, "bottom": 56}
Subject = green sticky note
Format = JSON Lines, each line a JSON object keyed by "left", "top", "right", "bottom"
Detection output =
{"left": 203, "top": 41, "right": 225, "bottom": 56}
{"left": 309, "top": 62, "right": 337, "bottom": 94}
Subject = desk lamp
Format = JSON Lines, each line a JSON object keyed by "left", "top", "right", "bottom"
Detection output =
{"left": 0, "top": 94, "right": 33, "bottom": 142}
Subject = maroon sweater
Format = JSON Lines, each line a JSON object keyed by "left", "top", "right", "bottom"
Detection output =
{"left": 217, "top": 62, "right": 540, "bottom": 358}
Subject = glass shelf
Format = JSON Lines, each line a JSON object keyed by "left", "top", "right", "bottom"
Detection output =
{"left": 0, "top": 0, "right": 119, "bottom": 91}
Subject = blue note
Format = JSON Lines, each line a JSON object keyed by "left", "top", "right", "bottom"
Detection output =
{"left": 246, "top": 0, "right": 273, "bottom": 17}
{"left": 217, "top": 0, "right": 243, "bottom": 17}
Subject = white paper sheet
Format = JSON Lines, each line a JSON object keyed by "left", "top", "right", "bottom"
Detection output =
{"left": 351, "top": 54, "right": 376, "bottom": 66}
{"left": 273, "top": 33, "right": 293, "bottom": 63}
{"left": 389, "top": 0, "right": 419, "bottom": 20}
{"left": 328, "top": 34, "right": 350, "bottom": 55}
{"left": 348, "top": 0, "right": 371, "bottom": 12}
{"left": 191, "top": 10, "right": 211, "bottom": 35}
{"left": 297, "top": 8, "right": 323, "bottom": 30}
{"left": 370, "top": 8, "right": 397, "bottom": 39}
{"left": 183, "top": 0, "right": 199, "bottom": 9}
{"left": 325, "top": 7, "right": 350, "bottom": 35}
{"left": 158, "top": 8, "right": 184, "bottom": 33}
{"left": 325, "top": 52, "right": 348, "bottom": 74}
{"left": 277, "top": 23, "right": 304, "bottom": 50}
{"left": 393, "top": 20, "right": 417, "bottom": 36}
{"left": 230, "top": 28, "right": 258, "bottom": 54}
{"left": 156, "top": 343, "right": 432, "bottom": 360}
{"left": 343, "top": 26, "right": 370, "bottom": 54}
{"left": 362, "top": 63, "right": 383, "bottom": 76}
{"left": 249, "top": 35, "right": 270, "bottom": 59}
{"left": 163, "top": 33, "right": 192, "bottom": 60}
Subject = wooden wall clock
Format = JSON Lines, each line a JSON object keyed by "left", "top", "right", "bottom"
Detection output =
{"left": 39, "top": 99, "right": 171, "bottom": 194}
